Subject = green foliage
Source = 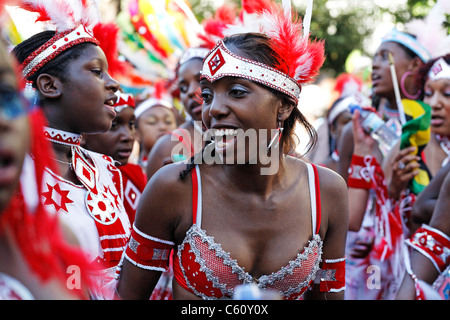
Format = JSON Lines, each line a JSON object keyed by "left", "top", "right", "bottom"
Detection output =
{"left": 185, "top": 0, "right": 438, "bottom": 76}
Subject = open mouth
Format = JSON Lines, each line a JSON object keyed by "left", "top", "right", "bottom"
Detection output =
{"left": 104, "top": 97, "right": 117, "bottom": 116}
{"left": 371, "top": 73, "right": 381, "bottom": 86}
{"left": 213, "top": 128, "right": 238, "bottom": 150}
{"left": 117, "top": 149, "right": 132, "bottom": 160}
{"left": 0, "top": 152, "right": 18, "bottom": 187}
{"left": 431, "top": 115, "right": 444, "bottom": 127}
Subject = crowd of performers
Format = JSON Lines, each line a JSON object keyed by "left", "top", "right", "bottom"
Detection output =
{"left": 0, "top": 0, "right": 449, "bottom": 300}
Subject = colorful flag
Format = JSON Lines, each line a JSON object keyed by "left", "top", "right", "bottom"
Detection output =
{"left": 400, "top": 99, "right": 432, "bottom": 194}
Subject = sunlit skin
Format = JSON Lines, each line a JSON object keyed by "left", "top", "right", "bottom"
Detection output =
{"left": 36, "top": 44, "right": 120, "bottom": 183}
{"left": 200, "top": 76, "right": 279, "bottom": 165}
{"left": 145, "top": 58, "right": 206, "bottom": 180}
{"left": 136, "top": 105, "right": 177, "bottom": 157}
{"left": 82, "top": 106, "right": 136, "bottom": 166}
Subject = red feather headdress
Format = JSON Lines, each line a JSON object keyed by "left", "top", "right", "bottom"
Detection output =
{"left": 8, "top": 0, "right": 100, "bottom": 79}
{"left": 201, "top": 0, "right": 325, "bottom": 103}
{"left": 92, "top": 22, "right": 129, "bottom": 77}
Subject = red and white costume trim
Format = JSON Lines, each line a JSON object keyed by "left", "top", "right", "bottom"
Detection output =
{"left": 124, "top": 224, "right": 174, "bottom": 272}
{"left": 0, "top": 273, "right": 34, "bottom": 300}
{"left": 43, "top": 126, "right": 82, "bottom": 147}
{"left": 319, "top": 257, "right": 346, "bottom": 293}
{"left": 406, "top": 224, "right": 450, "bottom": 273}
{"left": 42, "top": 146, "right": 131, "bottom": 299}
{"left": 428, "top": 57, "right": 450, "bottom": 81}
{"left": 20, "top": 25, "right": 99, "bottom": 79}
{"left": 347, "top": 155, "right": 377, "bottom": 189}
{"left": 202, "top": 40, "right": 301, "bottom": 103}
{"left": 119, "top": 163, "right": 146, "bottom": 225}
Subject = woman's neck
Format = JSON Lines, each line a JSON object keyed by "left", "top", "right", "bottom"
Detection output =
{"left": 220, "top": 154, "right": 288, "bottom": 198}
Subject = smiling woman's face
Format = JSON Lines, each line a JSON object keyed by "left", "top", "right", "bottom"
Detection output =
{"left": 0, "top": 39, "right": 31, "bottom": 213}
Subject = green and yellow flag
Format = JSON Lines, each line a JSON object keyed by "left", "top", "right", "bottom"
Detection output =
{"left": 400, "top": 99, "right": 432, "bottom": 194}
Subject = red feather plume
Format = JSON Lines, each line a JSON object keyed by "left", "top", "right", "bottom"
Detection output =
{"left": 198, "top": 4, "right": 238, "bottom": 50}
{"left": 262, "top": 4, "right": 325, "bottom": 84}
{"left": 92, "top": 22, "right": 128, "bottom": 77}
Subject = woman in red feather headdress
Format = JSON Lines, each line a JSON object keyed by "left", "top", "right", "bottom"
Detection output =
{"left": 116, "top": 0, "right": 349, "bottom": 300}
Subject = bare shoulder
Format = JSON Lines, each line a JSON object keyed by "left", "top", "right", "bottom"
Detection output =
{"left": 315, "top": 164, "right": 347, "bottom": 195}
{"left": 134, "top": 161, "right": 193, "bottom": 241}
{"left": 286, "top": 156, "right": 347, "bottom": 194}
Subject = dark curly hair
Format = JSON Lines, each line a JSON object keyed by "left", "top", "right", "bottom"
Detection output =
{"left": 179, "top": 33, "right": 318, "bottom": 179}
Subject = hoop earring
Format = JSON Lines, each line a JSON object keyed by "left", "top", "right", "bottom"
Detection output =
{"left": 267, "top": 120, "right": 284, "bottom": 150}
{"left": 400, "top": 71, "right": 422, "bottom": 100}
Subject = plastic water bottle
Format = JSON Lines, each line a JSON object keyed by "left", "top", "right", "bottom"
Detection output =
{"left": 233, "top": 283, "right": 282, "bottom": 300}
{"left": 349, "top": 104, "right": 400, "bottom": 156}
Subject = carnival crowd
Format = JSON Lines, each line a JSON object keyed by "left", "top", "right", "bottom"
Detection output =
{"left": 0, "top": 0, "right": 449, "bottom": 301}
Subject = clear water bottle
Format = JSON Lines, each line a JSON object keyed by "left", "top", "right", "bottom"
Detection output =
{"left": 233, "top": 283, "right": 282, "bottom": 300}
{"left": 349, "top": 104, "right": 400, "bottom": 156}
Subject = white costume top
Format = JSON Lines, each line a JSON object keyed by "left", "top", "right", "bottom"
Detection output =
{"left": 41, "top": 147, "right": 131, "bottom": 299}
{"left": 0, "top": 273, "right": 34, "bottom": 300}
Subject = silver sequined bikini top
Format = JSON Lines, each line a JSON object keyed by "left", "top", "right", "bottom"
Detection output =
{"left": 173, "top": 163, "right": 323, "bottom": 299}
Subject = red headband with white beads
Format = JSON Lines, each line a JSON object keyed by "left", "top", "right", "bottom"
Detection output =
{"left": 20, "top": 24, "right": 99, "bottom": 79}
{"left": 201, "top": 40, "right": 302, "bottom": 103}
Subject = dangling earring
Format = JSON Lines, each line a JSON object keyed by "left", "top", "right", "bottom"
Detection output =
{"left": 267, "top": 120, "right": 284, "bottom": 150}
{"left": 400, "top": 71, "right": 422, "bottom": 100}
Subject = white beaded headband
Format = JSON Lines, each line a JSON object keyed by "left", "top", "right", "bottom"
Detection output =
{"left": 201, "top": 40, "right": 302, "bottom": 103}
{"left": 19, "top": 24, "right": 99, "bottom": 79}
{"left": 179, "top": 47, "right": 210, "bottom": 66}
{"left": 135, "top": 98, "right": 173, "bottom": 119}
{"left": 428, "top": 57, "right": 450, "bottom": 81}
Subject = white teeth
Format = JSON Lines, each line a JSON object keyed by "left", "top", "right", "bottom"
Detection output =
{"left": 214, "top": 128, "right": 237, "bottom": 137}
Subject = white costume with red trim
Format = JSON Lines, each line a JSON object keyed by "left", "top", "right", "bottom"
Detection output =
{"left": 42, "top": 146, "right": 131, "bottom": 299}
{"left": 0, "top": 273, "right": 34, "bottom": 300}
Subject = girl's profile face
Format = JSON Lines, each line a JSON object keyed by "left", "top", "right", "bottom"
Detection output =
{"left": 371, "top": 41, "right": 412, "bottom": 100}
{"left": 0, "top": 40, "right": 31, "bottom": 213}
{"left": 177, "top": 58, "right": 203, "bottom": 122}
{"left": 57, "top": 44, "right": 120, "bottom": 134}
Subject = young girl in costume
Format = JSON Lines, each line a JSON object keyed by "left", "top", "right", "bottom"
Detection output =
{"left": 340, "top": 27, "right": 432, "bottom": 299}
{"left": 10, "top": 0, "right": 131, "bottom": 299}
{"left": 134, "top": 82, "right": 177, "bottom": 173}
{"left": 82, "top": 91, "right": 146, "bottom": 226}
{"left": 116, "top": 1, "right": 349, "bottom": 300}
